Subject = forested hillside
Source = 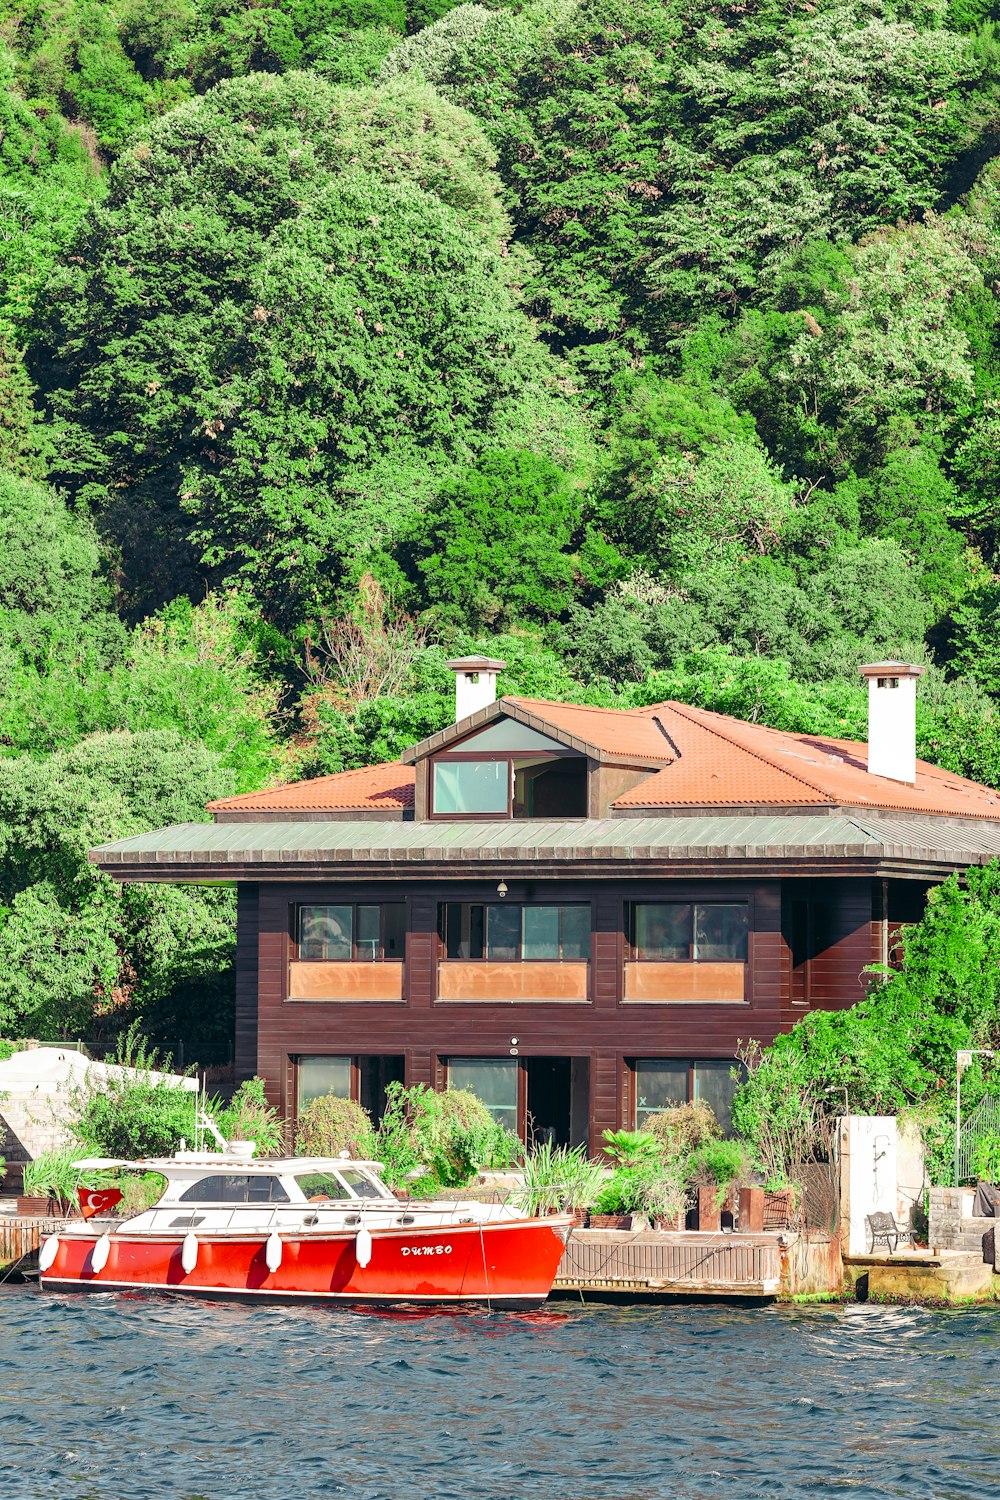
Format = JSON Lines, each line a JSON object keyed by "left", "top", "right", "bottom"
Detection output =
{"left": 5, "top": 0, "right": 1000, "bottom": 1042}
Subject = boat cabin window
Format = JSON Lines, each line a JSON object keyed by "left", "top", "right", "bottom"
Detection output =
{"left": 294, "top": 1169, "right": 387, "bottom": 1201}
{"left": 178, "top": 1174, "right": 290, "bottom": 1204}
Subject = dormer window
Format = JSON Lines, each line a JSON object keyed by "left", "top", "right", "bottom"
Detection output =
{"left": 430, "top": 750, "right": 587, "bottom": 819}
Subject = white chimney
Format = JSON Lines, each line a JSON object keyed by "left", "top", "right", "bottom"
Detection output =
{"left": 858, "top": 662, "right": 925, "bottom": 784}
{"left": 446, "top": 656, "right": 507, "bottom": 722}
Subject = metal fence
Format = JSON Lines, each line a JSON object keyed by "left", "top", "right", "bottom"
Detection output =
{"left": 957, "top": 1093, "right": 1000, "bottom": 1183}
{"left": 29, "top": 1039, "right": 234, "bottom": 1073}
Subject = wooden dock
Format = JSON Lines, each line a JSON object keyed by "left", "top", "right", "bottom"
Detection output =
{"left": 0, "top": 1214, "right": 65, "bottom": 1277}
{"left": 554, "top": 1230, "right": 784, "bottom": 1298}
{"left": 1, "top": 1216, "right": 798, "bottom": 1299}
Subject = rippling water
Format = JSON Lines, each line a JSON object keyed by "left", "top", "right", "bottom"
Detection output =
{"left": 2, "top": 1287, "right": 998, "bottom": 1500}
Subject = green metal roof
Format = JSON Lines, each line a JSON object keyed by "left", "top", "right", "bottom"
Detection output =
{"left": 88, "top": 811, "right": 1000, "bottom": 878}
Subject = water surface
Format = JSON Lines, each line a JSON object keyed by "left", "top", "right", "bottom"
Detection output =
{"left": 1, "top": 1287, "right": 997, "bottom": 1499}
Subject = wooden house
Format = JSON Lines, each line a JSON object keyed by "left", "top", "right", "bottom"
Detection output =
{"left": 90, "top": 659, "right": 1000, "bottom": 1146}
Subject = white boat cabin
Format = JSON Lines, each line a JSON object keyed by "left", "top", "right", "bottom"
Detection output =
{"left": 67, "top": 1152, "right": 509, "bottom": 1237}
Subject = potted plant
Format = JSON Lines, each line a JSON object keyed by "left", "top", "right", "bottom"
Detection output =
{"left": 589, "top": 1166, "right": 654, "bottom": 1230}
{"left": 642, "top": 1161, "right": 690, "bottom": 1232}
{"left": 18, "top": 1151, "right": 81, "bottom": 1216}
{"left": 518, "top": 1143, "right": 603, "bottom": 1223}
{"left": 601, "top": 1129, "right": 662, "bottom": 1167}
{"left": 690, "top": 1138, "right": 750, "bottom": 1229}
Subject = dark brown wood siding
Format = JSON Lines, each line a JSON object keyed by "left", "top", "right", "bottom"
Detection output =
{"left": 234, "top": 883, "right": 259, "bottom": 1085}
{"left": 776, "top": 876, "right": 878, "bottom": 1030}
{"left": 249, "top": 876, "right": 796, "bottom": 1135}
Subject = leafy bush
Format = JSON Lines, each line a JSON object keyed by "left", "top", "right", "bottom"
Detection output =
{"left": 215, "top": 1077, "right": 286, "bottom": 1157}
{"left": 593, "top": 1160, "right": 686, "bottom": 1220}
{"left": 370, "top": 1083, "right": 520, "bottom": 1190}
{"left": 645, "top": 1101, "right": 721, "bottom": 1159}
{"left": 689, "top": 1139, "right": 750, "bottom": 1189}
{"left": 689, "top": 1139, "right": 751, "bottom": 1210}
{"left": 69, "top": 1029, "right": 197, "bottom": 1158}
{"left": 408, "top": 1085, "right": 521, "bottom": 1186}
{"left": 973, "top": 1132, "right": 1000, "bottom": 1184}
{"left": 295, "top": 1093, "right": 375, "bottom": 1158}
{"left": 108, "top": 1172, "right": 168, "bottom": 1218}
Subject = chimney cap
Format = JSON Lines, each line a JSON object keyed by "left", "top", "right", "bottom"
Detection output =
{"left": 858, "top": 661, "right": 926, "bottom": 679}
{"left": 445, "top": 656, "right": 507, "bottom": 673}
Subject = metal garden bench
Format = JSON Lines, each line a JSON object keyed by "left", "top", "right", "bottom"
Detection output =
{"left": 866, "top": 1211, "right": 912, "bottom": 1254}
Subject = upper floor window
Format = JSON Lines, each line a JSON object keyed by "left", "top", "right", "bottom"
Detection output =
{"left": 298, "top": 904, "right": 405, "bottom": 961}
{"left": 439, "top": 903, "right": 590, "bottom": 961}
{"left": 431, "top": 754, "right": 587, "bottom": 819}
{"left": 627, "top": 903, "right": 748, "bottom": 962}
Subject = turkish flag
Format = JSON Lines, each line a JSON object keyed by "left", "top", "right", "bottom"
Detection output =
{"left": 78, "top": 1187, "right": 123, "bottom": 1219}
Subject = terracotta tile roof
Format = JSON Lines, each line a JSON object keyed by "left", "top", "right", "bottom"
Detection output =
{"left": 207, "top": 761, "right": 415, "bottom": 814}
{"left": 612, "top": 702, "right": 1000, "bottom": 819}
{"left": 501, "top": 697, "right": 677, "bottom": 760}
{"left": 206, "top": 697, "right": 1000, "bottom": 821}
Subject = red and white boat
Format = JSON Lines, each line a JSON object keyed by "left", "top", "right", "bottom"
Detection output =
{"left": 38, "top": 1150, "right": 572, "bottom": 1307}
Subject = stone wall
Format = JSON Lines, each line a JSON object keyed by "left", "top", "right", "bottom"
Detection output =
{"left": 928, "top": 1186, "right": 995, "bottom": 1261}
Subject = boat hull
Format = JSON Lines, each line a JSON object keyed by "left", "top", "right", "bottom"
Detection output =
{"left": 40, "top": 1217, "right": 571, "bottom": 1305}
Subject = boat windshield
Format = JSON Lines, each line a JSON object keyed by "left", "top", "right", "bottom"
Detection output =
{"left": 295, "top": 1169, "right": 386, "bottom": 1202}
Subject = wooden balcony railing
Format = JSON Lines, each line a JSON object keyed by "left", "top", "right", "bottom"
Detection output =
{"left": 437, "top": 961, "right": 589, "bottom": 1002}
{"left": 288, "top": 961, "right": 404, "bottom": 1002}
{"left": 624, "top": 961, "right": 746, "bottom": 1003}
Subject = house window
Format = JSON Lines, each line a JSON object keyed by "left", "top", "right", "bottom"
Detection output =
{"left": 633, "top": 1058, "right": 745, "bottom": 1135}
{"left": 439, "top": 904, "right": 590, "bottom": 961}
{"left": 297, "top": 904, "right": 405, "bottom": 961}
{"left": 430, "top": 754, "right": 587, "bottom": 818}
{"left": 294, "top": 1055, "right": 404, "bottom": 1121}
{"left": 432, "top": 761, "right": 509, "bottom": 815}
{"left": 447, "top": 1058, "right": 518, "bottom": 1132}
{"left": 628, "top": 903, "right": 748, "bottom": 962}
{"left": 296, "top": 1055, "right": 352, "bottom": 1110}
{"left": 634, "top": 1061, "right": 690, "bottom": 1124}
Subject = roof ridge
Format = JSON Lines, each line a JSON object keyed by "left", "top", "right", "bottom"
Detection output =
{"left": 662, "top": 701, "right": 839, "bottom": 804}
{"left": 506, "top": 696, "right": 661, "bottom": 720}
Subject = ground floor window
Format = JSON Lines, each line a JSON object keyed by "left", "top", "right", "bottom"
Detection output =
{"left": 633, "top": 1058, "right": 744, "bottom": 1135}
{"left": 297, "top": 1055, "right": 352, "bottom": 1110}
{"left": 445, "top": 1055, "right": 590, "bottom": 1149}
{"left": 447, "top": 1057, "right": 519, "bottom": 1133}
{"left": 294, "top": 1054, "right": 404, "bottom": 1123}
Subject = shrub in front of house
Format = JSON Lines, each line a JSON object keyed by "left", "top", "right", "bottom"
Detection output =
{"left": 295, "top": 1093, "right": 375, "bottom": 1158}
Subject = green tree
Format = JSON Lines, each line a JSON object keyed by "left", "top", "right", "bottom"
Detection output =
{"left": 407, "top": 449, "right": 580, "bottom": 628}
{"left": 34, "top": 71, "right": 569, "bottom": 622}
{"left": 0, "top": 729, "right": 236, "bottom": 1037}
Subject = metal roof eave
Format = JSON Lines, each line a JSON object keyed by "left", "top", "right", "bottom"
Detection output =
{"left": 87, "top": 812, "right": 1000, "bottom": 883}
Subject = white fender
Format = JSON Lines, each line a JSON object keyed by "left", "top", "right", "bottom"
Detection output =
{"left": 90, "top": 1233, "right": 111, "bottom": 1273}
{"left": 181, "top": 1232, "right": 199, "bottom": 1274}
{"left": 355, "top": 1223, "right": 373, "bottom": 1269}
{"left": 265, "top": 1231, "right": 283, "bottom": 1273}
{"left": 38, "top": 1235, "right": 60, "bottom": 1273}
